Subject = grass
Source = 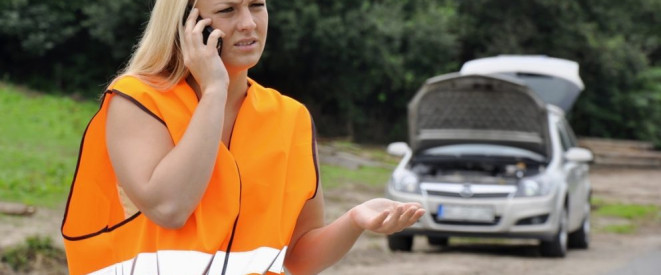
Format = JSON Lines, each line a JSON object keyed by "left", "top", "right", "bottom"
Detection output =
{"left": 0, "top": 83, "right": 396, "bottom": 207}
{"left": 318, "top": 139, "right": 400, "bottom": 189}
{"left": 594, "top": 203, "right": 659, "bottom": 220}
{"left": 324, "top": 139, "right": 400, "bottom": 166}
{"left": 0, "top": 236, "right": 67, "bottom": 274}
{"left": 0, "top": 83, "right": 98, "bottom": 206}
{"left": 591, "top": 197, "right": 660, "bottom": 234}
{"left": 320, "top": 164, "right": 392, "bottom": 189}
{"left": 601, "top": 224, "right": 637, "bottom": 234}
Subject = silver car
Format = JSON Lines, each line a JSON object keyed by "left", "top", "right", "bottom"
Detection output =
{"left": 385, "top": 56, "right": 593, "bottom": 257}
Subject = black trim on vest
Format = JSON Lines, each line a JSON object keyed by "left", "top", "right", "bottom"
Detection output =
{"left": 63, "top": 212, "right": 142, "bottom": 241}
{"left": 61, "top": 89, "right": 156, "bottom": 241}
{"left": 61, "top": 91, "right": 109, "bottom": 240}
{"left": 221, "top": 161, "right": 243, "bottom": 275}
{"left": 310, "top": 116, "right": 319, "bottom": 200}
{"left": 111, "top": 89, "right": 166, "bottom": 126}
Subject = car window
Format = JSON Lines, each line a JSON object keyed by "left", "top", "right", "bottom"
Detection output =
{"left": 563, "top": 119, "right": 579, "bottom": 147}
{"left": 556, "top": 120, "right": 574, "bottom": 151}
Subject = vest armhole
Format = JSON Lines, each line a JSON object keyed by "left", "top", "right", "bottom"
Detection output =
{"left": 309, "top": 114, "right": 320, "bottom": 200}
{"left": 111, "top": 89, "right": 166, "bottom": 126}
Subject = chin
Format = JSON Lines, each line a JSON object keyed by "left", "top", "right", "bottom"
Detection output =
{"left": 224, "top": 54, "right": 262, "bottom": 72}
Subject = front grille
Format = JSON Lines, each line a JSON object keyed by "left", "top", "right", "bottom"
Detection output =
{"left": 432, "top": 214, "right": 501, "bottom": 226}
{"left": 426, "top": 190, "right": 511, "bottom": 198}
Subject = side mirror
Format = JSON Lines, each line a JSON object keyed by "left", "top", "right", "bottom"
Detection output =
{"left": 387, "top": 142, "right": 411, "bottom": 157}
{"left": 564, "top": 147, "right": 593, "bottom": 163}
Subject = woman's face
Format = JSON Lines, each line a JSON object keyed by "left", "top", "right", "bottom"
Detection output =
{"left": 195, "top": 0, "right": 268, "bottom": 73}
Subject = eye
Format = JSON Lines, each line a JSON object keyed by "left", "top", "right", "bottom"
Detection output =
{"left": 250, "top": 2, "right": 265, "bottom": 8}
{"left": 217, "top": 7, "right": 234, "bottom": 13}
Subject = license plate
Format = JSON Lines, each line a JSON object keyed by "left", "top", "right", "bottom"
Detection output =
{"left": 437, "top": 204, "right": 495, "bottom": 222}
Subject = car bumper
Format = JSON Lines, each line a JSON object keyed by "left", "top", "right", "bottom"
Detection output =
{"left": 387, "top": 186, "right": 562, "bottom": 241}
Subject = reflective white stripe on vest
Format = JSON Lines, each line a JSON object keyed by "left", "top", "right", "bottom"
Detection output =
{"left": 88, "top": 246, "right": 287, "bottom": 275}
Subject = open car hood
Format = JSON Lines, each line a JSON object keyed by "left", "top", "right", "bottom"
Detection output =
{"left": 408, "top": 73, "right": 551, "bottom": 158}
{"left": 460, "top": 55, "right": 584, "bottom": 112}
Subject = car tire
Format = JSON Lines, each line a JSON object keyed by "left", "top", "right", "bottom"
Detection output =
{"left": 387, "top": 235, "right": 413, "bottom": 252}
{"left": 427, "top": 236, "right": 449, "bottom": 247}
{"left": 540, "top": 207, "right": 568, "bottom": 257}
{"left": 569, "top": 200, "right": 590, "bottom": 249}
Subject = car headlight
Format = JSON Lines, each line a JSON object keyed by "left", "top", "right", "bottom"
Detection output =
{"left": 515, "top": 178, "right": 553, "bottom": 197}
{"left": 391, "top": 171, "right": 420, "bottom": 193}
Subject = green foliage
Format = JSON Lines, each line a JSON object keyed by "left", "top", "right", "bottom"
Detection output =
{"left": 1, "top": 236, "right": 66, "bottom": 272}
{"left": 0, "top": 83, "right": 97, "bottom": 206}
{"left": 0, "top": 0, "right": 151, "bottom": 95}
{"left": 1, "top": 0, "right": 660, "bottom": 144}
{"left": 320, "top": 164, "right": 392, "bottom": 189}
{"left": 601, "top": 224, "right": 636, "bottom": 234}
{"left": 254, "top": 0, "right": 459, "bottom": 142}
{"left": 317, "top": 140, "right": 398, "bottom": 189}
{"left": 623, "top": 67, "right": 661, "bottom": 148}
{"left": 592, "top": 198, "right": 660, "bottom": 234}
{"left": 595, "top": 203, "right": 659, "bottom": 220}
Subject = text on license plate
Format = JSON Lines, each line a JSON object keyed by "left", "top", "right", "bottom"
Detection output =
{"left": 437, "top": 204, "right": 495, "bottom": 222}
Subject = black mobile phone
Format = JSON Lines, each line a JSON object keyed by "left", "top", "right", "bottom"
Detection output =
{"left": 183, "top": 6, "right": 222, "bottom": 53}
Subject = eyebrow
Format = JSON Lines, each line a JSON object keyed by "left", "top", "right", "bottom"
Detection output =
{"left": 218, "top": 0, "right": 242, "bottom": 4}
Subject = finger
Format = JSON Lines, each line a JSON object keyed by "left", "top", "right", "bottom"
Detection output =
{"left": 192, "top": 18, "right": 212, "bottom": 39}
{"left": 207, "top": 29, "right": 224, "bottom": 51}
{"left": 403, "top": 202, "right": 423, "bottom": 209}
{"left": 394, "top": 206, "right": 420, "bottom": 231}
{"left": 398, "top": 206, "right": 417, "bottom": 224}
{"left": 184, "top": 8, "right": 199, "bottom": 32}
{"left": 182, "top": 8, "right": 200, "bottom": 60}
{"left": 382, "top": 205, "right": 404, "bottom": 232}
{"left": 368, "top": 210, "right": 390, "bottom": 230}
{"left": 407, "top": 208, "right": 426, "bottom": 225}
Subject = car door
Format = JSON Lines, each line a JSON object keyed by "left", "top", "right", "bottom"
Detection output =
{"left": 557, "top": 119, "right": 590, "bottom": 230}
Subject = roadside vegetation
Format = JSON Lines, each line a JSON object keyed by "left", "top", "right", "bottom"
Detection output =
{"left": 0, "top": 236, "right": 67, "bottom": 275}
{"left": 0, "top": 83, "right": 97, "bottom": 206}
{"left": 3, "top": 1, "right": 661, "bottom": 146}
{"left": 591, "top": 197, "right": 661, "bottom": 234}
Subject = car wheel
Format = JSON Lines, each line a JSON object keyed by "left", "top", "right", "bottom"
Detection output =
{"left": 387, "top": 234, "right": 413, "bottom": 252}
{"left": 540, "top": 207, "right": 568, "bottom": 257}
{"left": 569, "top": 200, "right": 590, "bottom": 249}
{"left": 427, "top": 236, "right": 449, "bottom": 247}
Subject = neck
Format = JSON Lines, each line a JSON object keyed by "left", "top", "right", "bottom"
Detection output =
{"left": 226, "top": 69, "right": 249, "bottom": 107}
{"left": 187, "top": 69, "right": 249, "bottom": 107}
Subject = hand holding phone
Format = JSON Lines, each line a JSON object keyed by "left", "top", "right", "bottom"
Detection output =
{"left": 183, "top": 6, "right": 222, "bottom": 54}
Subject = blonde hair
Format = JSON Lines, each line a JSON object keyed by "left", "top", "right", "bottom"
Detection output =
{"left": 111, "top": 0, "right": 197, "bottom": 90}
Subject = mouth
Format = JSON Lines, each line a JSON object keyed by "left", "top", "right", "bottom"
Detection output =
{"left": 234, "top": 39, "right": 257, "bottom": 47}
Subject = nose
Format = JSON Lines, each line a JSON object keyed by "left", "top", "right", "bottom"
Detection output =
{"left": 236, "top": 7, "right": 257, "bottom": 32}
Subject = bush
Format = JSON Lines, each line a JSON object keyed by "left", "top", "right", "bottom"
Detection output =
{"left": 1, "top": 236, "right": 67, "bottom": 273}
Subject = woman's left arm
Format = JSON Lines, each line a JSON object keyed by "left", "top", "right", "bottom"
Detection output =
{"left": 284, "top": 182, "right": 425, "bottom": 274}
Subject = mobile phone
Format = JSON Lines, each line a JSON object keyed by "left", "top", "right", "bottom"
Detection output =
{"left": 183, "top": 6, "right": 222, "bottom": 53}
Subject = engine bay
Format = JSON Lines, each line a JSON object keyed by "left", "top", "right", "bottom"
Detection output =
{"left": 409, "top": 156, "right": 545, "bottom": 184}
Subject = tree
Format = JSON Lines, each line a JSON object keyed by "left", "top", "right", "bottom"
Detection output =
{"left": 254, "top": 0, "right": 459, "bottom": 142}
{"left": 0, "top": 0, "right": 151, "bottom": 95}
{"left": 456, "top": 0, "right": 661, "bottom": 143}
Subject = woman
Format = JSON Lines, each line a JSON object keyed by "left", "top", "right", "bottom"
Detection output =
{"left": 61, "top": 0, "right": 425, "bottom": 274}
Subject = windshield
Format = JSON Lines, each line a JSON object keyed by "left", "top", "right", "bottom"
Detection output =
{"left": 419, "top": 143, "right": 546, "bottom": 162}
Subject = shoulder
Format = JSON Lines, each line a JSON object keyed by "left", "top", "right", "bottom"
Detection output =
{"left": 249, "top": 78, "right": 310, "bottom": 118}
{"left": 110, "top": 75, "right": 154, "bottom": 92}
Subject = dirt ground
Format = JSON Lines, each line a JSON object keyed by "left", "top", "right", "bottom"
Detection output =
{"left": 321, "top": 167, "right": 661, "bottom": 275}
{"left": 1, "top": 168, "right": 659, "bottom": 275}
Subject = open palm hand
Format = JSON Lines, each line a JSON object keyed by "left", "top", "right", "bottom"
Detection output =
{"left": 349, "top": 198, "right": 426, "bottom": 235}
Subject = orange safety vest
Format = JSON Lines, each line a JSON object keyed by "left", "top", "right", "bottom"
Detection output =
{"left": 61, "top": 76, "right": 318, "bottom": 275}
